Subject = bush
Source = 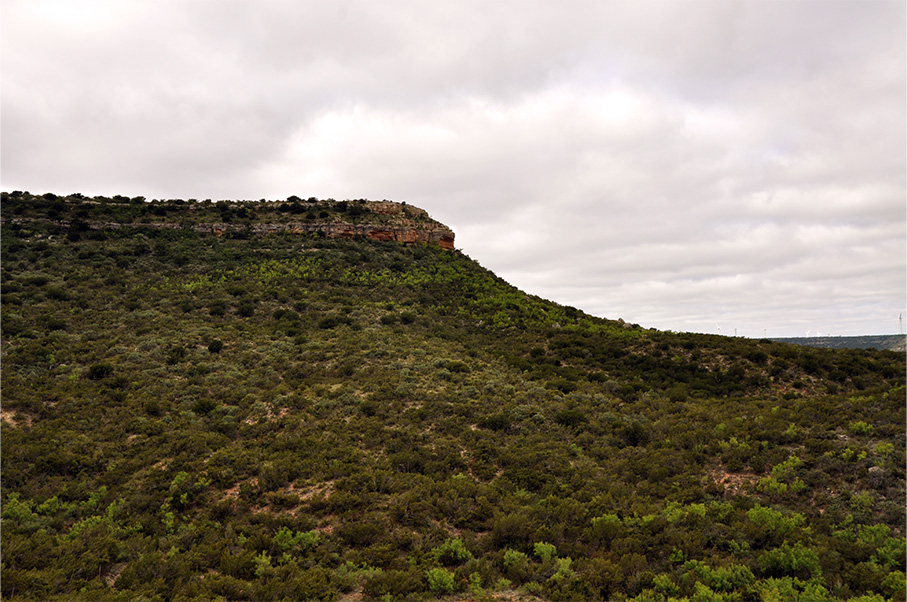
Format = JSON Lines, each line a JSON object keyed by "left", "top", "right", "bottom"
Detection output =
{"left": 621, "top": 421, "right": 650, "bottom": 446}
{"left": 166, "top": 345, "right": 187, "bottom": 365}
{"left": 503, "top": 548, "right": 528, "bottom": 568}
{"left": 362, "top": 569, "right": 424, "bottom": 600}
{"left": 87, "top": 364, "right": 114, "bottom": 380}
{"left": 534, "top": 541, "right": 557, "bottom": 562}
{"left": 434, "top": 537, "right": 472, "bottom": 566}
{"left": 192, "top": 399, "right": 217, "bottom": 415}
{"left": 445, "top": 360, "right": 470, "bottom": 373}
{"left": 553, "top": 409, "right": 586, "bottom": 428}
{"left": 758, "top": 542, "right": 821, "bottom": 580}
{"left": 319, "top": 314, "right": 350, "bottom": 329}
{"left": 480, "top": 413, "right": 510, "bottom": 431}
{"left": 849, "top": 421, "right": 874, "bottom": 436}
{"left": 426, "top": 567, "right": 456, "bottom": 595}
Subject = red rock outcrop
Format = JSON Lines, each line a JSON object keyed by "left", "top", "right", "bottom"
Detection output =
{"left": 1, "top": 199, "right": 455, "bottom": 249}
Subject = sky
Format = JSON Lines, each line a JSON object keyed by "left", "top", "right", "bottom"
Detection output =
{"left": 2, "top": 0, "right": 904, "bottom": 337}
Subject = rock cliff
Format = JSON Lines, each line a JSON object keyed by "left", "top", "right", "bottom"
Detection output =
{"left": 0, "top": 194, "right": 455, "bottom": 250}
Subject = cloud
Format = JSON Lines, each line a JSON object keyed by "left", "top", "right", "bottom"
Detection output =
{"left": 2, "top": 0, "right": 903, "bottom": 335}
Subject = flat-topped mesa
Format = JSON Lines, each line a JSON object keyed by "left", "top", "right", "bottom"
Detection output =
{"left": 0, "top": 193, "right": 456, "bottom": 250}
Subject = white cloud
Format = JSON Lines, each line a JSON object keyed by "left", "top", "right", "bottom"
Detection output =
{"left": 2, "top": 0, "right": 903, "bottom": 335}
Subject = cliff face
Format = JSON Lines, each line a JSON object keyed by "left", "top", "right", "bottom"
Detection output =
{"left": 0, "top": 195, "right": 456, "bottom": 250}
{"left": 207, "top": 221, "right": 455, "bottom": 249}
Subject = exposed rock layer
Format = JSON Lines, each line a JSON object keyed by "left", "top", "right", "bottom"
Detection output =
{"left": 1, "top": 200, "right": 455, "bottom": 249}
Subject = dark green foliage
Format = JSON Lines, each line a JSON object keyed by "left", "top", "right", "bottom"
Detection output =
{"left": 362, "top": 569, "right": 424, "bottom": 600}
{"left": 86, "top": 364, "right": 113, "bottom": 380}
{"left": 480, "top": 412, "right": 511, "bottom": 431}
{"left": 1, "top": 192, "right": 904, "bottom": 601}
{"left": 237, "top": 300, "right": 256, "bottom": 317}
{"left": 553, "top": 408, "right": 587, "bottom": 428}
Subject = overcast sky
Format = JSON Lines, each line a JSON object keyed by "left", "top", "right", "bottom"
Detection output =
{"left": 2, "top": 0, "right": 904, "bottom": 337}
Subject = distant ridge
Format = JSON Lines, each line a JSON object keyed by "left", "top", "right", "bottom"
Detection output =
{"left": 770, "top": 334, "right": 905, "bottom": 352}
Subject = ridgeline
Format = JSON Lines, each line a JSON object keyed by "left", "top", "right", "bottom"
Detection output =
{"left": 1, "top": 192, "right": 905, "bottom": 602}
{"left": 770, "top": 335, "right": 906, "bottom": 353}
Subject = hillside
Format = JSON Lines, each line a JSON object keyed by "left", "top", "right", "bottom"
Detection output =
{"left": 1, "top": 193, "right": 905, "bottom": 602}
{"left": 770, "top": 335, "right": 906, "bottom": 353}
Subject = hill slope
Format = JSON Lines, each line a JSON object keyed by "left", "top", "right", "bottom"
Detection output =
{"left": 771, "top": 335, "right": 906, "bottom": 352}
{"left": 1, "top": 193, "right": 905, "bottom": 602}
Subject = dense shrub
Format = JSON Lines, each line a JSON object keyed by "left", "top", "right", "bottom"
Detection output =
{"left": 86, "top": 364, "right": 113, "bottom": 380}
{"left": 362, "top": 569, "right": 424, "bottom": 600}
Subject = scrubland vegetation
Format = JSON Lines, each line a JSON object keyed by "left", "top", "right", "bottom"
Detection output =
{"left": 2, "top": 193, "right": 904, "bottom": 601}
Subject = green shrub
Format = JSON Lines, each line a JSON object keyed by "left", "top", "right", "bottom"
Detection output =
{"left": 553, "top": 409, "right": 586, "bottom": 428}
{"left": 590, "top": 513, "right": 623, "bottom": 543}
{"left": 273, "top": 526, "right": 320, "bottom": 552}
{"left": 534, "top": 541, "right": 557, "bottom": 562}
{"left": 192, "top": 398, "right": 217, "bottom": 415}
{"left": 87, "top": 364, "right": 113, "bottom": 380}
{"left": 849, "top": 421, "right": 874, "bottom": 436}
{"left": 503, "top": 548, "right": 528, "bottom": 568}
{"left": 758, "top": 542, "right": 821, "bottom": 580}
{"left": 480, "top": 413, "right": 510, "bottom": 431}
{"left": 362, "top": 569, "right": 424, "bottom": 600}
{"left": 290, "top": 566, "right": 338, "bottom": 601}
{"left": 445, "top": 360, "right": 470, "bottom": 373}
{"left": 433, "top": 537, "right": 472, "bottom": 566}
{"left": 426, "top": 567, "right": 456, "bottom": 595}
{"left": 166, "top": 346, "right": 186, "bottom": 364}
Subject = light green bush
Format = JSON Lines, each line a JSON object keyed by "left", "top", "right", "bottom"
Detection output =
{"left": 426, "top": 567, "right": 455, "bottom": 595}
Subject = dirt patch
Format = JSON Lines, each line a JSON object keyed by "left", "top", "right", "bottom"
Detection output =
{"left": 1, "top": 409, "right": 33, "bottom": 428}
{"left": 103, "top": 563, "right": 127, "bottom": 587}
{"left": 295, "top": 480, "right": 335, "bottom": 501}
{"left": 709, "top": 466, "right": 761, "bottom": 495}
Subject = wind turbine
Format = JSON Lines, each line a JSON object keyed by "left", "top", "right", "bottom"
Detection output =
{"left": 900, "top": 313, "right": 903, "bottom": 335}
{"left": 716, "top": 324, "right": 721, "bottom": 335}
{"left": 806, "top": 330, "right": 811, "bottom": 338}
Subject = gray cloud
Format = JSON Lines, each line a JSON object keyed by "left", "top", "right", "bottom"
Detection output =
{"left": 2, "top": 0, "right": 903, "bottom": 336}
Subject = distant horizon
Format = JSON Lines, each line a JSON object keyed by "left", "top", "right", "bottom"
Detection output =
{"left": 765, "top": 333, "right": 904, "bottom": 338}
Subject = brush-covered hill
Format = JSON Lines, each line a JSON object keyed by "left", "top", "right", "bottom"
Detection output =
{"left": 1, "top": 193, "right": 905, "bottom": 602}
{"left": 770, "top": 335, "right": 906, "bottom": 353}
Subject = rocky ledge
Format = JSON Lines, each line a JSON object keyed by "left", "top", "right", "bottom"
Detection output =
{"left": 0, "top": 194, "right": 456, "bottom": 249}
